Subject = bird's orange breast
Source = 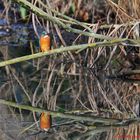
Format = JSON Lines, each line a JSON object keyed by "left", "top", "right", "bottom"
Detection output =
{"left": 40, "top": 112, "right": 51, "bottom": 131}
{"left": 40, "top": 35, "right": 51, "bottom": 52}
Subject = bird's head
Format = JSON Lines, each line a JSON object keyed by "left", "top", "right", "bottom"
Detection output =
{"left": 41, "top": 31, "right": 47, "bottom": 37}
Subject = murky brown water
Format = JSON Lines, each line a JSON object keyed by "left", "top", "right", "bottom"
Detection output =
{"left": 0, "top": 0, "right": 140, "bottom": 140}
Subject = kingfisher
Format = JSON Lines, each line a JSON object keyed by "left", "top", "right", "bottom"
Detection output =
{"left": 40, "top": 112, "right": 52, "bottom": 131}
{"left": 40, "top": 31, "right": 51, "bottom": 52}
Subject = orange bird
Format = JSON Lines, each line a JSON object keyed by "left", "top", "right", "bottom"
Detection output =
{"left": 40, "top": 31, "right": 51, "bottom": 52}
{"left": 40, "top": 112, "right": 52, "bottom": 131}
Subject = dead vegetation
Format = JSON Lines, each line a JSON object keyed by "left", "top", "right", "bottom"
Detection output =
{"left": 0, "top": 0, "right": 140, "bottom": 139}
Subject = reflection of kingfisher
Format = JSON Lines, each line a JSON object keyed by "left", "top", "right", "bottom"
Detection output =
{"left": 40, "top": 112, "right": 52, "bottom": 131}
{"left": 40, "top": 31, "right": 51, "bottom": 52}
